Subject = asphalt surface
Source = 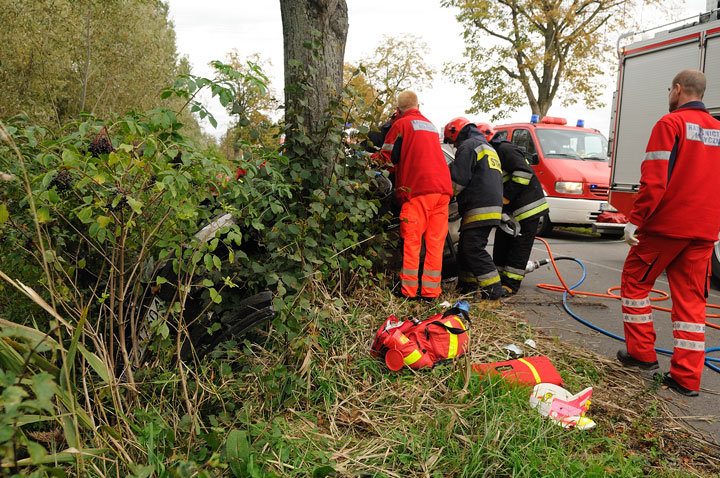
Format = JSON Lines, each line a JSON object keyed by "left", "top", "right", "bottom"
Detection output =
{"left": 497, "top": 229, "right": 720, "bottom": 444}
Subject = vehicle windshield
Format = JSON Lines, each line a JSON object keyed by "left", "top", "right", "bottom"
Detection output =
{"left": 535, "top": 129, "right": 608, "bottom": 160}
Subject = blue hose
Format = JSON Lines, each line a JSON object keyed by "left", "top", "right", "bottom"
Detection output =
{"left": 555, "top": 257, "right": 720, "bottom": 373}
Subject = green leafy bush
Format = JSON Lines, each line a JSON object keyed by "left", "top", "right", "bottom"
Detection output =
{"left": 0, "top": 56, "right": 391, "bottom": 474}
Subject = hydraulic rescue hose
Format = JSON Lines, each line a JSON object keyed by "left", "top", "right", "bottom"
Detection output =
{"left": 533, "top": 236, "right": 720, "bottom": 374}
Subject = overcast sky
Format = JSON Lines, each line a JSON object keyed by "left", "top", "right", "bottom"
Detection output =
{"left": 166, "top": 0, "right": 708, "bottom": 139}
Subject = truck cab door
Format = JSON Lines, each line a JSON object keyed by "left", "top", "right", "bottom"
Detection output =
{"left": 511, "top": 128, "right": 539, "bottom": 165}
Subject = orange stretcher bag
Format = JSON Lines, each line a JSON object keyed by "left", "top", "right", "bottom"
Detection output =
{"left": 472, "top": 356, "right": 563, "bottom": 387}
{"left": 371, "top": 306, "right": 470, "bottom": 371}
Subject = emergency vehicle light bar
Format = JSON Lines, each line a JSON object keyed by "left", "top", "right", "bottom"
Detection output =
{"left": 577, "top": 119, "right": 585, "bottom": 127}
{"left": 531, "top": 114, "right": 539, "bottom": 124}
{"left": 541, "top": 116, "right": 567, "bottom": 125}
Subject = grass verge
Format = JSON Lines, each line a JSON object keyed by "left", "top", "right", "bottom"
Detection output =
{"left": 221, "top": 286, "right": 720, "bottom": 477}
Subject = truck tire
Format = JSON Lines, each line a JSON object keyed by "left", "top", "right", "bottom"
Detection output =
{"left": 536, "top": 214, "right": 553, "bottom": 237}
{"left": 712, "top": 242, "right": 720, "bottom": 287}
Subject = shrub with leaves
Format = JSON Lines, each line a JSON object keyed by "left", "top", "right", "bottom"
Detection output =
{"left": 0, "top": 55, "right": 392, "bottom": 474}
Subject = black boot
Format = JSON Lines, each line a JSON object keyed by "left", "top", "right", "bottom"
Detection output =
{"left": 479, "top": 283, "right": 505, "bottom": 300}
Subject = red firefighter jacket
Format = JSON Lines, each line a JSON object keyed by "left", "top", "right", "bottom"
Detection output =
{"left": 630, "top": 101, "right": 720, "bottom": 241}
{"left": 378, "top": 109, "right": 452, "bottom": 204}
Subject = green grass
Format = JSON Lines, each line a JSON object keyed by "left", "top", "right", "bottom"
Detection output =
{"left": 215, "top": 289, "right": 719, "bottom": 477}
{"left": 3, "top": 285, "right": 718, "bottom": 476}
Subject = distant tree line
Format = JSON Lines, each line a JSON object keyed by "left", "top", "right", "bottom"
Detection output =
{"left": 0, "top": 0, "right": 196, "bottom": 130}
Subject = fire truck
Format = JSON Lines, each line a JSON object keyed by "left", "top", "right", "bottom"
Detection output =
{"left": 609, "top": 1, "right": 720, "bottom": 280}
{"left": 495, "top": 116, "right": 622, "bottom": 236}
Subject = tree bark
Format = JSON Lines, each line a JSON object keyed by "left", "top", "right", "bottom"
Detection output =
{"left": 280, "top": 0, "right": 348, "bottom": 159}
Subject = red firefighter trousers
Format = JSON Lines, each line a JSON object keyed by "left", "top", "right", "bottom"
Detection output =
{"left": 621, "top": 234, "right": 711, "bottom": 391}
{"left": 399, "top": 193, "right": 450, "bottom": 298}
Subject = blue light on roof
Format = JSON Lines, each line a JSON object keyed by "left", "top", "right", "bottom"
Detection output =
{"left": 531, "top": 114, "right": 539, "bottom": 124}
{"left": 576, "top": 119, "right": 585, "bottom": 127}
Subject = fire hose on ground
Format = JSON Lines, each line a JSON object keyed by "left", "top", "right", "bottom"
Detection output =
{"left": 530, "top": 236, "right": 720, "bottom": 374}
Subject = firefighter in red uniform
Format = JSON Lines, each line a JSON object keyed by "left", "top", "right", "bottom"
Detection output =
{"left": 443, "top": 117, "right": 505, "bottom": 300}
{"left": 617, "top": 70, "right": 720, "bottom": 396}
{"left": 378, "top": 91, "right": 452, "bottom": 299}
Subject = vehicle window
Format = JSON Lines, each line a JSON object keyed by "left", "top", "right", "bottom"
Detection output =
{"left": 535, "top": 129, "right": 608, "bottom": 160}
{"left": 494, "top": 130, "right": 508, "bottom": 141}
{"left": 510, "top": 129, "right": 536, "bottom": 155}
{"left": 440, "top": 142, "right": 455, "bottom": 165}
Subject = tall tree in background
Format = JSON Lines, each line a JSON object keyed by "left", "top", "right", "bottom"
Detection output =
{"left": 342, "top": 63, "right": 379, "bottom": 127}
{"left": 0, "top": 0, "right": 180, "bottom": 125}
{"left": 216, "top": 52, "right": 280, "bottom": 157}
{"left": 279, "top": 0, "right": 348, "bottom": 161}
{"left": 441, "top": 0, "right": 655, "bottom": 120}
{"left": 344, "top": 35, "right": 435, "bottom": 127}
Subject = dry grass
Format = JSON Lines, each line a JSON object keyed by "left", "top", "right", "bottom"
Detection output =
{"left": 227, "top": 283, "right": 720, "bottom": 476}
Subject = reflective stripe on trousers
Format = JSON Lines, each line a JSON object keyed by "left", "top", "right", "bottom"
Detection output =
{"left": 421, "top": 269, "right": 442, "bottom": 296}
{"left": 476, "top": 270, "right": 500, "bottom": 287}
{"left": 499, "top": 265, "right": 525, "bottom": 281}
{"left": 399, "top": 193, "right": 450, "bottom": 298}
{"left": 620, "top": 234, "right": 712, "bottom": 391}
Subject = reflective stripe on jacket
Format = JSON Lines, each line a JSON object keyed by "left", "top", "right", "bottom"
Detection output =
{"left": 451, "top": 125, "right": 503, "bottom": 229}
{"left": 378, "top": 108, "right": 452, "bottom": 204}
{"left": 631, "top": 101, "right": 720, "bottom": 241}
{"left": 490, "top": 138, "right": 548, "bottom": 222}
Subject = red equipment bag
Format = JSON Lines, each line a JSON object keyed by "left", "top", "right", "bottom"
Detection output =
{"left": 471, "top": 356, "right": 563, "bottom": 387}
{"left": 371, "top": 306, "right": 470, "bottom": 371}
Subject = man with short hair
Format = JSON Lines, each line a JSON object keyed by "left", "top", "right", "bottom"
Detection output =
{"left": 379, "top": 91, "right": 452, "bottom": 299}
{"left": 617, "top": 69, "right": 720, "bottom": 397}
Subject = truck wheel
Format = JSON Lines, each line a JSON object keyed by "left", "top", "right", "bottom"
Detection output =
{"left": 712, "top": 242, "right": 720, "bottom": 287}
{"left": 536, "top": 214, "right": 553, "bottom": 237}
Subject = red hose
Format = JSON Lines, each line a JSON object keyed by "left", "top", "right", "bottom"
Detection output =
{"left": 534, "top": 236, "right": 720, "bottom": 330}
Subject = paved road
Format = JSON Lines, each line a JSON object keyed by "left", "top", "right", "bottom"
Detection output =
{"left": 498, "top": 229, "right": 720, "bottom": 443}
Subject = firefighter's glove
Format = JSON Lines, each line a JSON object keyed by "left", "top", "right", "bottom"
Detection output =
{"left": 499, "top": 213, "right": 521, "bottom": 238}
{"left": 623, "top": 222, "right": 639, "bottom": 246}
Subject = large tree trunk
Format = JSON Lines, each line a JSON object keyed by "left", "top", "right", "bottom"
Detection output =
{"left": 280, "top": 0, "right": 348, "bottom": 163}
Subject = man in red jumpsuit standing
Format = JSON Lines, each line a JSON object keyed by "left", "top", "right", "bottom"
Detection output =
{"left": 617, "top": 70, "right": 720, "bottom": 396}
{"left": 379, "top": 91, "right": 452, "bottom": 299}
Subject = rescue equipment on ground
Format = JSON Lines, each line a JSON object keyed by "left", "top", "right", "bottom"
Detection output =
{"left": 472, "top": 356, "right": 563, "bottom": 387}
{"left": 371, "top": 302, "right": 470, "bottom": 371}
{"left": 529, "top": 383, "right": 596, "bottom": 430}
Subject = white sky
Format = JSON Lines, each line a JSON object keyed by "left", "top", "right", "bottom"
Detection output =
{"left": 167, "top": 0, "right": 708, "bottom": 139}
